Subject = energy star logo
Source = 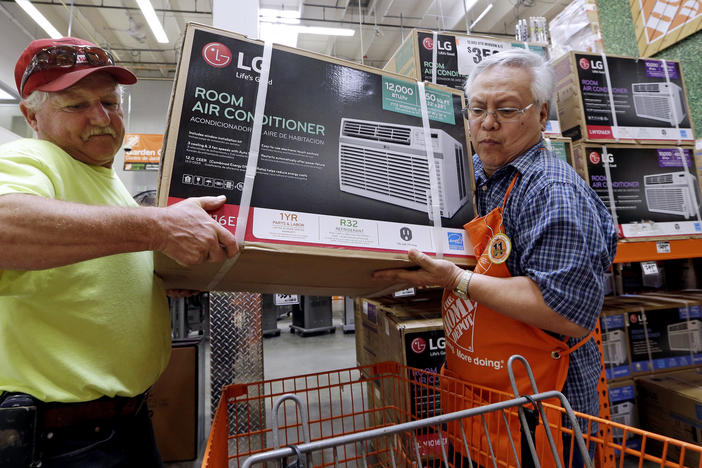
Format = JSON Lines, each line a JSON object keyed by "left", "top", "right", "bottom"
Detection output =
{"left": 202, "top": 42, "right": 232, "bottom": 68}
{"left": 447, "top": 232, "right": 464, "bottom": 250}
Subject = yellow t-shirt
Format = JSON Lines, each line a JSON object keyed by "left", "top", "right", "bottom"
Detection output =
{"left": 0, "top": 138, "right": 170, "bottom": 402}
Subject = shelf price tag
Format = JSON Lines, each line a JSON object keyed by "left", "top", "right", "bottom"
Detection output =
{"left": 655, "top": 241, "right": 671, "bottom": 254}
{"left": 641, "top": 261, "right": 659, "bottom": 276}
{"left": 274, "top": 294, "right": 300, "bottom": 306}
{"left": 394, "top": 288, "right": 416, "bottom": 297}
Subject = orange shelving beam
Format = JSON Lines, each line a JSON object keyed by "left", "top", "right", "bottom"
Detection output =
{"left": 614, "top": 238, "right": 702, "bottom": 263}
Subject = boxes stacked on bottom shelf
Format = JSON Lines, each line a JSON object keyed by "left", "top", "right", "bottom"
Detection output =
{"left": 637, "top": 368, "right": 702, "bottom": 466}
{"left": 607, "top": 380, "right": 640, "bottom": 450}
{"left": 354, "top": 289, "right": 446, "bottom": 460}
{"left": 382, "top": 29, "right": 561, "bottom": 137}
{"left": 156, "top": 23, "right": 476, "bottom": 297}
{"left": 571, "top": 143, "right": 700, "bottom": 240}
{"left": 601, "top": 293, "right": 702, "bottom": 379}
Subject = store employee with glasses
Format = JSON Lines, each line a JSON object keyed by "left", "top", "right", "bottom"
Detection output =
{"left": 0, "top": 37, "right": 238, "bottom": 467}
{"left": 375, "top": 49, "right": 617, "bottom": 467}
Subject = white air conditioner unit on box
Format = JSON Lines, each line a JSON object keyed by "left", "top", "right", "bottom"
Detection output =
{"left": 632, "top": 82, "right": 686, "bottom": 126}
{"left": 338, "top": 118, "right": 469, "bottom": 219}
{"left": 668, "top": 319, "right": 702, "bottom": 353}
{"left": 644, "top": 171, "right": 699, "bottom": 219}
{"left": 602, "top": 330, "right": 627, "bottom": 366}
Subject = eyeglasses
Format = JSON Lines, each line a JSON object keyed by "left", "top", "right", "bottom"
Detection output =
{"left": 20, "top": 45, "right": 115, "bottom": 97}
{"left": 461, "top": 103, "right": 535, "bottom": 122}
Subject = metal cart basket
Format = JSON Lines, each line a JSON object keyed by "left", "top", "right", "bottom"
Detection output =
{"left": 202, "top": 356, "right": 702, "bottom": 468}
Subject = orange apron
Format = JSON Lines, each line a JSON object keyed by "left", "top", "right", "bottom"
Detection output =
{"left": 440, "top": 174, "right": 591, "bottom": 467}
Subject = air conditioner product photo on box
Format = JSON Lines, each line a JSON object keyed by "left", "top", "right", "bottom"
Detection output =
{"left": 571, "top": 143, "right": 701, "bottom": 239}
{"left": 156, "top": 23, "right": 475, "bottom": 296}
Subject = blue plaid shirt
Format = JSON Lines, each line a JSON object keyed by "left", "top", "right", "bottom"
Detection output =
{"left": 473, "top": 140, "right": 618, "bottom": 422}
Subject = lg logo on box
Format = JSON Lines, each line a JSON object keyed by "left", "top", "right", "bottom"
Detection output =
{"left": 579, "top": 57, "right": 604, "bottom": 71}
{"left": 589, "top": 151, "right": 614, "bottom": 165}
{"left": 202, "top": 42, "right": 232, "bottom": 68}
{"left": 411, "top": 337, "right": 427, "bottom": 354}
{"left": 410, "top": 337, "right": 445, "bottom": 354}
{"left": 422, "top": 37, "right": 453, "bottom": 52}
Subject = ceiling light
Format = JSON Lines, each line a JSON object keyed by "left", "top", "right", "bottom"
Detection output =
{"left": 293, "top": 25, "right": 355, "bottom": 36}
{"left": 135, "top": 0, "right": 168, "bottom": 43}
{"left": 15, "top": 0, "right": 61, "bottom": 38}
{"left": 259, "top": 22, "right": 355, "bottom": 37}
{"left": 259, "top": 8, "right": 301, "bottom": 25}
{"left": 470, "top": 3, "right": 493, "bottom": 30}
{"left": 0, "top": 89, "right": 15, "bottom": 100}
{"left": 464, "top": 0, "right": 479, "bottom": 14}
{"left": 259, "top": 22, "right": 299, "bottom": 47}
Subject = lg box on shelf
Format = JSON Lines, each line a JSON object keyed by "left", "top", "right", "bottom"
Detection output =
{"left": 382, "top": 30, "right": 561, "bottom": 136}
{"left": 156, "top": 23, "right": 475, "bottom": 296}
{"left": 553, "top": 52, "right": 695, "bottom": 144}
{"left": 571, "top": 142, "right": 701, "bottom": 239}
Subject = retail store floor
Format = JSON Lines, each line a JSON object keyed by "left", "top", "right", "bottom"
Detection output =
{"left": 165, "top": 299, "right": 354, "bottom": 468}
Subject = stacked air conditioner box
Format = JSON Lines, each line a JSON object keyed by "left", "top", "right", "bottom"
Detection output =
{"left": 382, "top": 29, "right": 562, "bottom": 137}
{"left": 601, "top": 292, "right": 702, "bottom": 379}
{"left": 354, "top": 289, "right": 447, "bottom": 462}
{"left": 601, "top": 292, "right": 702, "bottom": 449}
{"left": 553, "top": 52, "right": 699, "bottom": 240}
{"left": 156, "top": 23, "right": 477, "bottom": 296}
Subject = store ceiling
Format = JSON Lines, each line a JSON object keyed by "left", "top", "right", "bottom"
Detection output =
{"left": 0, "top": 0, "right": 571, "bottom": 81}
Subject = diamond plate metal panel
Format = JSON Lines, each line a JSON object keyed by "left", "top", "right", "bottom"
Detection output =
{"left": 209, "top": 292, "right": 263, "bottom": 421}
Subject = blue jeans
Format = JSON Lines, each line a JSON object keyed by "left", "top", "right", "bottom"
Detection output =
{"left": 39, "top": 403, "right": 163, "bottom": 468}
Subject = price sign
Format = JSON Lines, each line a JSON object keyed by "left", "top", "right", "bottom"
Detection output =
{"left": 274, "top": 294, "right": 300, "bottom": 306}
{"left": 393, "top": 288, "right": 416, "bottom": 297}
{"left": 641, "top": 261, "right": 659, "bottom": 276}
{"left": 455, "top": 37, "right": 509, "bottom": 75}
{"left": 655, "top": 241, "right": 671, "bottom": 254}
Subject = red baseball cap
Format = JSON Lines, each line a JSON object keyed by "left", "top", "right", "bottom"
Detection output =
{"left": 15, "top": 37, "right": 137, "bottom": 99}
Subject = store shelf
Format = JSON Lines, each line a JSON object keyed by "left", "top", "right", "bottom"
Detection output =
{"left": 614, "top": 238, "right": 702, "bottom": 263}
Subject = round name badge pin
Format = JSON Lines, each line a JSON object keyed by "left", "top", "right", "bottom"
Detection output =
{"left": 487, "top": 233, "right": 511, "bottom": 264}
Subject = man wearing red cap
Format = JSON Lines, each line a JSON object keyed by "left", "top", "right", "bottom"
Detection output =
{"left": 0, "top": 37, "right": 238, "bottom": 467}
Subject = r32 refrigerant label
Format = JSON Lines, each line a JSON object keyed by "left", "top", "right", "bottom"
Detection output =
{"left": 381, "top": 77, "right": 455, "bottom": 124}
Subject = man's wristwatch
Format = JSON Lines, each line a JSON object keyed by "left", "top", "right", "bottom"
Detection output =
{"left": 453, "top": 270, "right": 473, "bottom": 300}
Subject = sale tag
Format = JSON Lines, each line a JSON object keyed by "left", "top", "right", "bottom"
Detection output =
{"left": 641, "top": 261, "right": 658, "bottom": 276}
{"left": 274, "top": 294, "right": 300, "bottom": 306}
{"left": 394, "top": 288, "right": 416, "bottom": 297}
{"left": 656, "top": 241, "right": 671, "bottom": 254}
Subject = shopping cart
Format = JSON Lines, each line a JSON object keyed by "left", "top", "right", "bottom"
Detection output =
{"left": 202, "top": 355, "right": 702, "bottom": 468}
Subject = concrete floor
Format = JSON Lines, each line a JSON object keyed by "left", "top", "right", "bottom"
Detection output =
{"left": 263, "top": 300, "right": 356, "bottom": 380}
{"left": 166, "top": 298, "right": 354, "bottom": 468}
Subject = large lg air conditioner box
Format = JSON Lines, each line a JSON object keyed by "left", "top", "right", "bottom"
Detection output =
{"left": 632, "top": 82, "right": 686, "bottom": 126}
{"left": 338, "top": 118, "right": 469, "bottom": 219}
{"left": 644, "top": 171, "right": 699, "bottom": 219}
{"left": 603, "top": 330, "right": 627, "bottom": 366}
{"left": 668, "top": 319, "right": 702, "bottom": 353}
